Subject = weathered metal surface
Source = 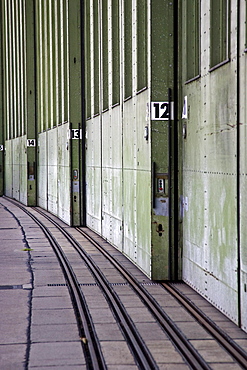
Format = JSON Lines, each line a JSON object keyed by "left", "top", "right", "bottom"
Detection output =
{"left": 102, "top": 106, "right": 123, "bottom": 249}
{"left": 15, "top": 137, "right": 27, "bottom": 204}
{"left": 122, "top": 98, "right": 138, "bottom": 263}
{"left": 4, "top": 141, "right": 12, "bottom": 198}
{"left": 47, "top": 128, "right": 58, "bottom": 216}
{"left": 239, "top": 0, "right": 247, "bottom": 333}
{"left": 12, "top": 139, "right": 21, "bottom": 202}
{"left": 134, "top": 92, "right": 152, "bottom": 274}
{"left": 0, "top": 21, "right": 3, "bottom": 196}
{"left": 86, "top": 114, "right": 102, "bottom": 233}
{"left": 57, "top": 124, "right": 70, "bottom": 225}
{"left": 37, "top": 132, "right": 47, "bottom": 209}
{"left": 180, "top": 1, "right": 242, "bottom": 325}
{"left": 123, "top": 92, "right": 152, "bottom": 275}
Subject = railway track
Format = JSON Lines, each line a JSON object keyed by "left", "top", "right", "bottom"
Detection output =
{"left": 163, "top": 282, "right": 247, "bottom": 369}
{"left": 76, "top": 228, "right": 210, "bottom": 370}
{"left": 33, "top": 210, "right": 157, "bottom": 369}
{"left": 3, "top": 197, "right": 247, "bottom": 369}
{"left": 8, "top": 202, "right": 106, "bottom": 370}
{"left": 6, "top": 200, "right": 157, "bottom": 369}
{"left": 76, "top": 227, "right": 247, "bottom": 370}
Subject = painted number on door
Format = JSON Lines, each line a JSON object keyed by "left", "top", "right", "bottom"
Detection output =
{"left": 150, "top": 102, "right": 174, "bottom": 120}
{"left": 27, "top": 139, "right": 36, "bottom": 147}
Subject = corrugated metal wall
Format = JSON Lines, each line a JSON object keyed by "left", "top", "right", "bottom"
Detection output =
{"left": 2, "top": 0, "right": 26, "bottom": 140}
{"left": 84, "top": 0, "right": 153, "bottom": 276}
{"left": 1, "top": 0, "right": 36, "bottom": 204}
{"left": 1, "top": 0, "right": 83, "bottom": 221}
{"left": 35, "top": 0, "right": 70, "bottom": 219}
{"left": 35, "top": 0, "right": 83, "bottom": 225}
{"left": 35, "top": 0, "right": 69, "bottom": 132}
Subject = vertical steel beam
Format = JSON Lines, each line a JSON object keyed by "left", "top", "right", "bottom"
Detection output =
{"left": 236, "top": 0, "right": 241, "bottom": 329}
{"left": 26, "top": 0, "right": 37, "bottom": 205}
{"left": 171, "top": 1, "right": 179, "bottom": 281}
{"left": 80, "top": 0, "right": 86, "bottom": 226}
{"left": 1, "top": 1, "right": 11, "bottom": 197}
{"left": 68, "top": 0, "right": 83, "bottom": 226}
{"left": 0, "top": 8, "right": 4, "bottom": 195}
{"left": 151, "top": 0, "right": 175, "bottom": 280}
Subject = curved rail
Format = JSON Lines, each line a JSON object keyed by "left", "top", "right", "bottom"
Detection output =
{"left": 33, "top": 207, "right": 158, "bottom": 370}
{"left": 79, "top": 224, "right": 247, "bottom": 369}
{"left": 6, "top": 198, "right": 246, "bottom": 369}
{"left": 31, "top": 205, "right": 208, "bottom": 368}
{"left": 75, "top": 228, "right": 211, "bottom": 370}
{"left": 4, "top": 198, "right": 106, "bottom": 370}
{"left": 162, "top": 282, "right": 247, "bottom": 369}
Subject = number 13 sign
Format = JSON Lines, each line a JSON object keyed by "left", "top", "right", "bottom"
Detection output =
{"left": 150, "top": 102, "right": 174, "bottom": 121}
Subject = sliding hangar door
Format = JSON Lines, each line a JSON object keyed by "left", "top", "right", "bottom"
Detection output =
{"left": 180, "top": 0, "right": 247, "bottom": 331}
{"left": 84, "top": 0, "right": 179, "bottom": 281}
{"left": 1, "top": 0, "right": 246, "bottom": 331}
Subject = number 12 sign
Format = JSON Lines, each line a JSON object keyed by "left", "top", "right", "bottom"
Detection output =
{"left": 150, "top": 102, "right": 174, "bottom": 120}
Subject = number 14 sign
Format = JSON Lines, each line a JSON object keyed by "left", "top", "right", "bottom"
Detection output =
{"left": 150, "top": 102, "right": 174, "bottom": 120}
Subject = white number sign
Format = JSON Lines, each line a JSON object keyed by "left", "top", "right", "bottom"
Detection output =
{"left": 67, "top": 129, "right": 82, "bottom": 139}
{"left": 151, "top": 102, "right": 174, "bottom": 120}
{"left": 0, "top": 145, "right": 3, "bottom": 151}
{"left": 27, "top": 139, "right": 36, "bottom": 147}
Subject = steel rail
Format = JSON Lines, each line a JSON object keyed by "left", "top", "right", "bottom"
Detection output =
{"left": 33, "top": 207, "right": 158, "bottom": 370}
{"left": 163, "top": 282, "right": 247, "bottom": 369}
{"left": 4, "top": 198, "right": 105, "bottom": 370}
{"left": 76, "top": 228, "right": 211, "bottom": 370}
